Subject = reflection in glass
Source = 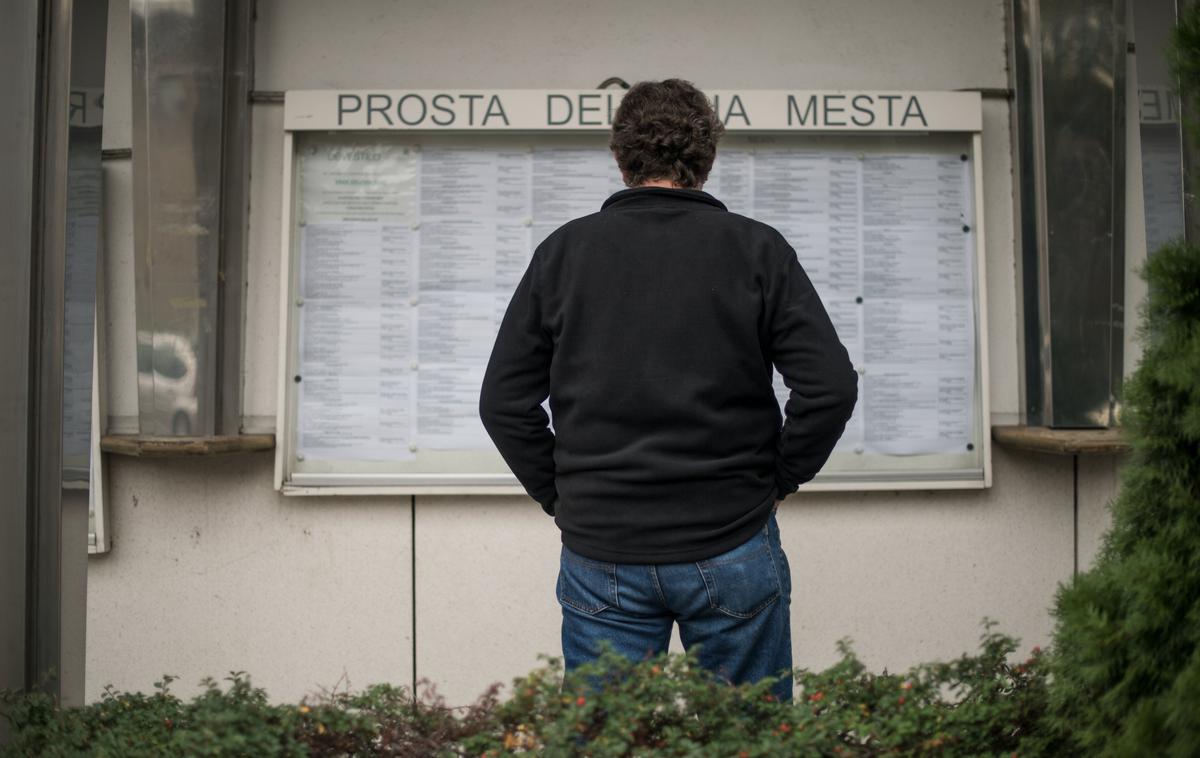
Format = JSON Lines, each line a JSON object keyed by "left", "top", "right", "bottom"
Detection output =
{"left": 68, "top": 0, "right": 108, "bottom": 548}
{"left": 1134, "top": 0, "right": 1186, "bottom": 252}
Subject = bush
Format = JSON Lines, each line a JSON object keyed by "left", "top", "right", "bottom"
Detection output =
{"left": 2, "top": 619, "right": 1051, "bottom": 757}
{"left": 1039, "top": 222, "right": 1200, "bottom": 755}
{"left": 468, "top": 619, "right": 1049, "bottom": 757}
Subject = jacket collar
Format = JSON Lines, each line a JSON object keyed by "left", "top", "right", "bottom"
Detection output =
{"left": 601, "top": 185, "right": 728, "bottom": 212}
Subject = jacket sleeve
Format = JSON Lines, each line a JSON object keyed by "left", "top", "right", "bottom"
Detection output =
{"left": 479, "top": 250, "right": 558, "bottom": 514}
{"left": 765, "top": 241, "right": 859, "bottom": 498}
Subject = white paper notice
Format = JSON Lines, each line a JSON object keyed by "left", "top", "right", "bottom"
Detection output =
{"left": 862, "top": 227, "right": 970, "bottom": 299}
{"left": 862, "top": 296, "right": 974, "bottom": 454}
{"left": 294, "top": 138, "right": 420, "bottom": 462}
{"left": 863, "top": 369, "right": 972, "bottom": 455}
{"left": 409, "top": 146, "right": 543, "bottom": 449}
{"left": 297, "top": 221, "right": 418, "bottom": 461}
{"left": 292, "top": 136, "right": 979, "bottom": 468}
{"left": 297, "top": 139, "right": 550, "bottom": 458}
{"left": 300, "top": 141, "right": 417, "bottom": 223}
{"left": 862, "top": 153, "right": 968, "bottom": 227}
{"left": 63, "top": 140, "right": 101, "bottom": 465}
{"left": 419, "top": 147, "right": 500, "bottom": 217}
{"left": 1141, "top": 126, "right": 1185, "bottom": 252}
{"left": 532, "top": 147, "right": 624, "bottom": 247}
{"left": 418, "top": 291, "right": 497, "bottom": 365}
{"left": 706, "top": 149, "right": 754, "bottom": 214}
{"left": 858, "top": 151, "right": 975, "bottom": 455}
{"left": 419, "top": 218, "right": 496, "bottom": 291}
{"left": 416, "top": 291, "right": 502, "bottom": 449}
{"left": 417, "top": 364, "right": 490, "bottom": 449}
{"left": 738, "top": 146, "right": 976, "bottom": 457}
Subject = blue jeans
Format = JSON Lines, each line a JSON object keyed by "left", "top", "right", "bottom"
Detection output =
{"left": 556, "top": 510, "right": 793, "bottom": 702}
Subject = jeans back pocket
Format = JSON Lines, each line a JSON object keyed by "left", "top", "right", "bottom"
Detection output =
{"left": 695, "top": 528, "right": 782, "bottom": 619}
{"left": 557, "top": 546, "right": 618, "bottom": 615}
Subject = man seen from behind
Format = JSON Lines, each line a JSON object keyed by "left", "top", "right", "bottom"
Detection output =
{"left": 479, "top": 78, "right": 859, "bottom": 702}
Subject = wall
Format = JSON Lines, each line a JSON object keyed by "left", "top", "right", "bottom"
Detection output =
{"left": 88, "top": 0, "right": 1130, "bottom": 706}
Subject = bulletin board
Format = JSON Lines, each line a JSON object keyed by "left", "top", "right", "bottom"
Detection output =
{"left": 275, "top": 89, "right": 991, "bottom": 495}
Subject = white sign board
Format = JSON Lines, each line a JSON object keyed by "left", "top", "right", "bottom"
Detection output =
{"left": 276, "top": 91, "right": 991, "bottom": 494}
{"left": 285, "top": 89, "right": 982, "bottom": 132}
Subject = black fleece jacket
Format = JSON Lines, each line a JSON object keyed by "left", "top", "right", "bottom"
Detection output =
{"left": 479, "top": 185, "right": 858, "bottom": 563}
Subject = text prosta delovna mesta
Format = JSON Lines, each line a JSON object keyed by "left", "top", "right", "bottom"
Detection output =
{"left": 334, "top": 92, "right": 930, "bottom": 129}
{"left": 336, "top": 92, "right": 625, "bottom": 127}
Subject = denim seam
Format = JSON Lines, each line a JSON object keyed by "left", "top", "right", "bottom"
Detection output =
{"left": 696, "top": 562, "right": 780, "bottom": 619}
{"left": 722, "top": 592, "right": 779, "bottom": 620}
{"left": 696, "top": 562, "right": 719, "bottom": 612}
{"left": 559, "top": 596, "right": 611, "bottom": 615}
{"left": 558, "top": 555, "right": 616, "bottom": 615}
{"left": 557, "top": 570, "right": 605, "bottom": 614}
{"left": 698, "top": 542, "right": 772, "bottom": 568}
{"left": 648, "top": 565, "right": 668, "bottom": 607}
{"left": 695, "top": 528, "right": 783, "bottom": 619}
{"left": 763, "top": 520, "right": 786, "bottom": 604}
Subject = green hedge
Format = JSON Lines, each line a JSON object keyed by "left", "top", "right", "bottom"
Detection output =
{"left": 2, "top": 619, "right": 1049, "bottom": 757}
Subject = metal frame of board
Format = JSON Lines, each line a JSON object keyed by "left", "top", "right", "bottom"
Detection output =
{"left": 274, "top": 89, "right": 991, "bottom": 495}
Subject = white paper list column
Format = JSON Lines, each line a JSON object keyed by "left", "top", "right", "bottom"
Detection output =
{"left": 753, "top": 149, "right": 865, "bottom": 453}
{"left": 416, "top": 146, "right": 519, "bottom": 450}
{"left": 297, "top": 223, "right": 417, "bottom": 461}
{"left": 494, "top": 148, "right": 535, "bottom": 296}
{"left": 295, "top": 141, "right": 419, "bottom": 462}
{"left": 531, "top": 147, "right": 625, "bottom": 248}
{"left": 706, "top": 148, "right": 754, "bottom": 215}
{"left": 379, "top": 224, "right": 419, "bottom": 456}
{"left": 861, "top": 151, "right": 975, "bottom": 456}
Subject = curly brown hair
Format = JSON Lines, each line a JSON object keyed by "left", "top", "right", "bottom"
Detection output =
{"left": 609, "top": 79, "right": 725, "bottom": 189}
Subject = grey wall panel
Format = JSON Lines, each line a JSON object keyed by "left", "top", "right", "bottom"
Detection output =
{"left": 62, "top": 0, "right": 109, "bottom": 706}
{"left": 33, "top": 0, "right": 74, "bottom": 701}
{"left": 0, "top": 0, "right": 43, "bottom": 717}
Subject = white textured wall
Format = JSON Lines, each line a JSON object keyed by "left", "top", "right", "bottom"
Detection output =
{"left": 88, "top": 454, "right": 414, "bottom": 702}
{"left": 89, "top": 0, "right": 1132, "bottom": 707}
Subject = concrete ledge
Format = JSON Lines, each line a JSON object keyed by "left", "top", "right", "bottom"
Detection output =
{"left": 100, "top": 434, "right": 276, "bottom": 457}
{"left": 991, "top": 425, "right": 1129, "bottom": 455}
